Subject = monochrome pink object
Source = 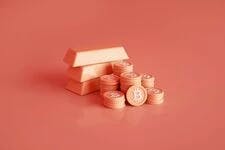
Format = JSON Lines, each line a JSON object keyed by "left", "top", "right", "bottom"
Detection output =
{"left": 67, "top": 62, "right": 112, "bottom": 82}
{"left": 63, "top": 47, "right": 129, "bottom": 67}
{"left": 65, "top": 78, "right": 100, "bottom": 95}
{"left": 2, "top": 0, "right": 225, "bottom": 150}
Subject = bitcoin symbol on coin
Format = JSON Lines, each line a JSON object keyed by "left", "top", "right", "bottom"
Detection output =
{"left": 147, "top": 88, "right": 159, "bottom": 94}
{"left": 152, "top": 88, "right": 160, "bottom": 93}
{"left": 127, "top": 72, "right": 137, "bottom": 78}
{"left": 133, "top": 88, "right": 143, "bottom": 102}
{"left": 110, "top": 92, "right": 120, "bottom": 98}
{"left": 143, "top": 74, "right": 151, "bottom": 79}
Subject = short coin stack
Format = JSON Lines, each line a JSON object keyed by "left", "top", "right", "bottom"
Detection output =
{"left": 120, "top": 72, "right": 142, "bottom": 93}
{"left": 141, "top": 73, "right": 155, "bottom": 88}
{"left": 112, "top": 61, "right": 133, "bottom": 76}
{"left": 146, "top": 88, "right": 164, "bottom": 105}
{"left": 103, "top": 91, "right": 126, "bottom": 109}
{"left": 100, "top": 74, "right": 120, "bottom": 95}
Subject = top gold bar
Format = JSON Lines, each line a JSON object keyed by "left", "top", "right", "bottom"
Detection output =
{"left": 63, "top": 46, "right": 129, "bottom": 67}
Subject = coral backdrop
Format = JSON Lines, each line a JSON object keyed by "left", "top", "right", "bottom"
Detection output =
{"left": 1, "top": 0, "right": 225, "bottom": 150}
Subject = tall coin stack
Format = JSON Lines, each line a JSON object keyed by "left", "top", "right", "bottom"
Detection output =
{"left": 120, "top": 72, "right": 142, "bottom": 93}
{"left": 141, "top": 73, "right": 155, "bottom": 88}
{"left": 100, "top": 74, "right": 120, "bottom": 95}
{"left": 112, "top": 61, "right": 133, "bottom": 76}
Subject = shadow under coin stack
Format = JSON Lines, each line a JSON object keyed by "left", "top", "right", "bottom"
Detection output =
{"left": 63, "top": 47, "right": 129, "bottom": 95}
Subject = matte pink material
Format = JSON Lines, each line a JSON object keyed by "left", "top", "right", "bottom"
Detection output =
{"left": 63, "top": 47, "right": 129, "bottom": 67}
{"left": 67, "top": 62, "right": 113, "bottom": 82}
{"left": 1, "top": 1, "right": 225, "bottom": 150}
{"left": 66, "top": 78, "right": 100, "bottom": 95}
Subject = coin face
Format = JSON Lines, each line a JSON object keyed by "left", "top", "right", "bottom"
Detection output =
{"left": 146, "top": 87, "right": 162, "bottom": 94}
{"left": 103, "top": 91, "right": 126, "bottom": 109}
{"left": 121, "top": 72, "right": 140, "bottom": 79}
{"left": 108, "top": 91, "right": 121, "bottom": 98}
{"left": 104, "top": 91, "right": 124, "bottom": 99}
{"left": 126, "top": 85, "right": 147, "bottom": 106}
{"left": 142, "top": 73, "right": 153, "bottom": 79}
{"left": 115, "top": 61, "right": 132, "bottom": 67}
{"left": 100, "top": 74, "right": 120, "bottom": 82}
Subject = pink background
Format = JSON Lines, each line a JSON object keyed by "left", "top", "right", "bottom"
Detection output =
{"left": 1, "top": 0, "right": 225, "bottom": 150}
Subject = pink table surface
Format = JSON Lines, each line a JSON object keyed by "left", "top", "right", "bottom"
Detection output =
{"left": 1, "top": 0, "right": 225, "bottom": 150}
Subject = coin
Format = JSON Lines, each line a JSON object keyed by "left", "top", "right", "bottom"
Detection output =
{"left": 120, "top": 72, "right": 142, "bottom": 92}
{"left": 141, "top": 73, "right": 155, "bottom": 88}
{"left": 100, "top": 74, "right": 120, "bottom": 95}
{"left": 146, "top": 87, "right": 164, "bottom": 104}
{"left": 126, "top": 85, "right": 147, "bottom": 106}
{"left": 113, "top": 60, "right": 133, "bottom": 76}
{"left": 103, "top": 91, "right": 126, "bottom": 109}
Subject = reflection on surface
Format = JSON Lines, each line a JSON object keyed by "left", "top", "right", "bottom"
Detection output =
{"left": 72, "top": 92, "right": 167, "bottom": 128}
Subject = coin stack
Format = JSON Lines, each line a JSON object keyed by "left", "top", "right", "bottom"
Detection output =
{"left": 112, "top": 61, "right": 134, "bottom": 76}
{"left": 146, "top": 87, "right": 164, "bottom": 104}
{"left": 126, "top": 85, "right": 148, "bottom": 106}
{"left": 120, "top": 72, "right": 142, "bottom": 93}
{"left": 100, "top": 74, "right": 120, "bottom": 95}
{"left": 141, "top": 73, "right": 155, "bottom": 88}
{"left": 103, "top": 91, "right": 126, "bottom": 109}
